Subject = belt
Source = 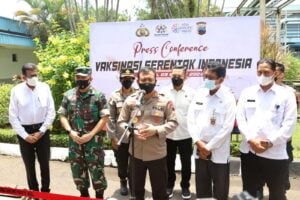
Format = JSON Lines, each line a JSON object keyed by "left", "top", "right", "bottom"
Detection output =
{"left": 22, "top": 123, "right": 43, "bottom": 129}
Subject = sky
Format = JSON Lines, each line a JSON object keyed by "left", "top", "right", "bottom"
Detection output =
{"left": 0, "top": 0, "right": 300, "bottom": 20}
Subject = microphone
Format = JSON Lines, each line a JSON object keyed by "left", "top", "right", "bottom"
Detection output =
{"left": 136, "top": 90, "right": 146, "bottom": 107}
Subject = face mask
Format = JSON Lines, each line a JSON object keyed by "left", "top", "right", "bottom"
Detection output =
{"left": 26, "top": 77, "right": 38, "bottom": 87}
{"left": 204, "top": 79, "right": 216, "bottom": 90}
{"left": 257, "top": 75, "right": 273, "bottom": 86}
{"left": 76, "top": 79, "right": 90, "bottom": 89}
{"left": 139, "top": 83, "right": 155, "bottom": 94}
{"left": 121, "top": 79, "right": 133, "bottom": 89}
{"left": 172, "top": 77, "right": 183, "bottom": 87}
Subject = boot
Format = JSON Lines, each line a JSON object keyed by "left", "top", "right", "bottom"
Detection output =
{"left": 120, "top": 179, "right": 128, "bottom": 196}
{"left": 95, "top": 190, "right": 104, "bottom": 199}
{"left": 80, "top": 189, "right": 90, "bottom": 197}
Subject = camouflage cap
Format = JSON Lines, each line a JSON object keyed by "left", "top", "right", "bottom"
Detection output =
{"left": 120, "top": 68, "right": 135, "bottom": 78}
{"left": 75, "top": 67, "right": 92, "bottom": 76}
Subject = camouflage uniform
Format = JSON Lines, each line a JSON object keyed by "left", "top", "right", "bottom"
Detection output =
{"left": 58, "top": 84, "right": 108, "bottom": 192}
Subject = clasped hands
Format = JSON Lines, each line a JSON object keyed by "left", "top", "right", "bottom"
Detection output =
{"left": 69, "top": 130, "right": 93, "bottom": 145}
{"left": 134, "top": 123, "right": 158, "bottom": 141}
{"left": 196, "top": 140, "right": 211, "bottom": 160}
{"left": 248, "top": 138, "right": 273, "bottom": 153}
{"left": 25, "top": 132, "right": 43, "bottom": 143}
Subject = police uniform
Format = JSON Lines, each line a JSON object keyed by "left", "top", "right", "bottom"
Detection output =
{"left": 106, "top": 69, "right": 136, "bottom": 193}
{"left": 58, "top": 67, "right": 109, "bottom": 194}
{"left": 118, "top": 91, "right": 178, "bottom": 200}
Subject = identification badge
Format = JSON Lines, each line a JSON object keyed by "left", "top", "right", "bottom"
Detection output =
{"left": 210, "top": 109, "right": 216, "bottom": 126}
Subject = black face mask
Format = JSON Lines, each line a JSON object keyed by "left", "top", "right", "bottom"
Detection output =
{"left": 138, "top": 83, "right": 155, "bottom": 94}
{"left": 172, "top": 77, "right": 183, "bottom": 87}
{"left": 121, "top": 79, "right": 133, "bottom": 89}
{"left": 76, "top": 80, "right": 90, "bottom": 89}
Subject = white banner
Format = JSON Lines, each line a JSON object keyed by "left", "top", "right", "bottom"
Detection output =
{"left": 90, "top": 16, "right": 260, "bottom": 98}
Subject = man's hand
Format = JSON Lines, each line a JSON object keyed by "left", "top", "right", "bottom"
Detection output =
{"left": 31, "top": 132, "right": 43, "bottom": 141}
{"left": 196, "top": 140, "right": 211, "bottom": 160}
{"left": 138, "top": 124, "right": 157, "bottom": 138}
{"left": 248, "top": 139, "right": 267, "bottom": 153}
{"left": 69, "top": 130, "right": 81, "bottom": 144}
{"left": 25, "top": 135, "right": 38, "bottom": 144}
{"left": 134, "top": 130, "right": 146, "bottom": 140}
{"left": 111, "top": 137, "right": 119, "bottom": 150}
{"left": 79, "top": 133, "right": 93, "bottom": 144}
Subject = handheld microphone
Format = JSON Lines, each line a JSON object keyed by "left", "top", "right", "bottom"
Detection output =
{"left": 136, "top": 90, "right": 146, "bottom": 107}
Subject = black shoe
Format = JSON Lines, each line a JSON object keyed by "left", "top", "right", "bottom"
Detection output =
{"left": 120, "top": 179, "right": 128, "bottom": 196}
{"left": 80, "top": 189, "right": 90, "bottom": 197}
{"left": 182, "top": 188, "right": 191, "bottom": 199}
{"left": 95, "top": 190, "right": 104, "bottom": 199}
{"left": 166, "top": 187, "right": 173, "bottom": 199}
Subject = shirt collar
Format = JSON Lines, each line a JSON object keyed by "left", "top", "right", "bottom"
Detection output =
{"left": 203, "top": 85, "right": 226, "bottom": 99}
{"left": 256, "top": 82, "right": 279, "bottom": 94}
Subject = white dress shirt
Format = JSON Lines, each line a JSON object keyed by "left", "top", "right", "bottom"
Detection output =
{"left": 237, "top": 84, "right": 297, "bottom": 160}
{"left": 160, "top": 84, "right": 195, "bottom": 140}
{"left": 9, "top": 81, "right": 56, "bottom": 140}
{"left": 187, "top": 85, "right": 236, "bottom": 164}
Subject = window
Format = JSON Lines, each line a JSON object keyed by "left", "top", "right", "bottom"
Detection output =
{"left": 12, "top": 54, "right": 17, "bottom": 62}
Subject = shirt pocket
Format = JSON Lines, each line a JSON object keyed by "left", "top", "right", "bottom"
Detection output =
{"left": 244, "top": 102, "right": 256, "bottom": 119}
{"left": 151, "top": 110, "right": 164, "bottom": 125}
{"left": 116, "top": 101, "right": 123, "bottom": 115}
{"left": 214, "top": 107, "right": 227, "bottom": 125}
{"left": 270, "top": 103, "right": 284, "bottom": 124}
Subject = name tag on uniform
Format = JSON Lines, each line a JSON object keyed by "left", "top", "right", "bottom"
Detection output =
{"left": 247, "top": 99, "right": 255, "bottom": 102}
{"left": 196, "top": 102, "right": 203, "bottom": 105}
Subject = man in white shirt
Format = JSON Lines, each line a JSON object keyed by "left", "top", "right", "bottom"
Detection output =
{"left": 160, "top": 66, "right": 195, "bottom": 199}
{"left": 9, "top": 63, "right": 55, "bottom": 193}
{"left": 187, "top": 62, "right": 236, "bottom": 200}
{"left": 237, "top": 58, "right": 297, "bottom": 200}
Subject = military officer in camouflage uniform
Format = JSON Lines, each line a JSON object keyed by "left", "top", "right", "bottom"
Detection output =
{"left": 118, "top": 67, "right": 178, "bottom": 200}
{"left": 58, "top": 67, "right": 108, "bottom": 199}
{"left": 107, "top": 69, "right": 136, "bottom": 195}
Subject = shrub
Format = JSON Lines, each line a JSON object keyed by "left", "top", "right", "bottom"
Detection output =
{"left": 34, "top": 23, "right": 90, "bottom": 132}
{"left": 0, "top": 84, "right": 14, "bottom": 128}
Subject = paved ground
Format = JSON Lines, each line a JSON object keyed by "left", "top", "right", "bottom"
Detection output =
{"left": 0, "top": 155, "right": 300, "bottom": 200}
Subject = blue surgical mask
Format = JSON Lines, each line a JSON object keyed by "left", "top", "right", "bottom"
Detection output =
{"left": 204, "top": 79, "right": 216, "bottom": 90}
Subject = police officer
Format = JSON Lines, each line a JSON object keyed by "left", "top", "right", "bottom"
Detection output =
{"left": 237, "top": 59, "right": 297, "bottom": 200}
{"left": 107, "top": 69, "right": 136, "bottom": 195}
{"left": 118, "top": 67, "right": 178, "bottom": 200}
{"left": 58, "top": 67, "right": 109, "bottom": 199}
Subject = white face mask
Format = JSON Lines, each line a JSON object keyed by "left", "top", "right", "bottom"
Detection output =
{"left": 26, "top": 77, "right": 38, "bottom": 87}
{"left": 257, "top": 75, "right": 273, "bottom": 86}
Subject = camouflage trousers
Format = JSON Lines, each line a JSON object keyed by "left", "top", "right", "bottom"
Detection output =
{"left": 68, "top": 134, "right": 107, "bottom": 192}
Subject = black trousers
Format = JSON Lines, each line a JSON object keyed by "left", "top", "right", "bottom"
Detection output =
{"left": 17, "top": 124, "right": 50, "bottom": 192}
{"left": 195, "top": 158, "right": 229, "bottom": 200}
{"left": 240, "top": 152, "right": 288, "bottom": 200}
{"left": 113, "top": 142, "right": 130, "bottom": 180}
{"left": 129, "top": 156, "right": 168, "bottom": 200}
{"left": 166, "top": 138, "right": 192, "bottom": 189}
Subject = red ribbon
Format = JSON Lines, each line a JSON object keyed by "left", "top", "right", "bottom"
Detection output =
{"left": 0, "top": 186, "right": 102, "bottom": 200}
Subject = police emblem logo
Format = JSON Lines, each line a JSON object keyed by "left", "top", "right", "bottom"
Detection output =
{"left": 136, "top": 24, "right": 150, "bottom": 37}
{"left": 133, "top": 116, "right": 139, "bottom": 123}
{"left": 196, "top": 21, "right": 207, "bottom": 35}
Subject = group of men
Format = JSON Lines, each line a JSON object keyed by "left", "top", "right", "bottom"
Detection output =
{"left": 8, "top": 59, "right": 297, "bottom": 200}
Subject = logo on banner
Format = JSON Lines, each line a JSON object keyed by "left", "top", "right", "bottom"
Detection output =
{"left": 171, "top": 23, "right": 192, "bottom": 33}
{"left": 136, "top": 24, "right": 150, "bottom": 37}
{"left": 154, "top": 24, "right": 168, "bottom": 37}
{"left": 196, "top": 22, "right": 207, "bottom": 35}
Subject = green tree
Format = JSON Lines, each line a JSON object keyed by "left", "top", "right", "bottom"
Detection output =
{"left": 34, "top": 22, "right": 90, "bottom": 130}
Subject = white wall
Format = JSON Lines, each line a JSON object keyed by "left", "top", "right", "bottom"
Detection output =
{"left": 0, "top": 46, "right": 38, "bottom": 82}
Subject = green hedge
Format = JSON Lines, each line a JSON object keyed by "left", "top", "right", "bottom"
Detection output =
{"left": 0, "top": 129, "right": 112, "bottom": 149}
{"left": 0, "top": 84, "right": 14, "bottom": 128}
